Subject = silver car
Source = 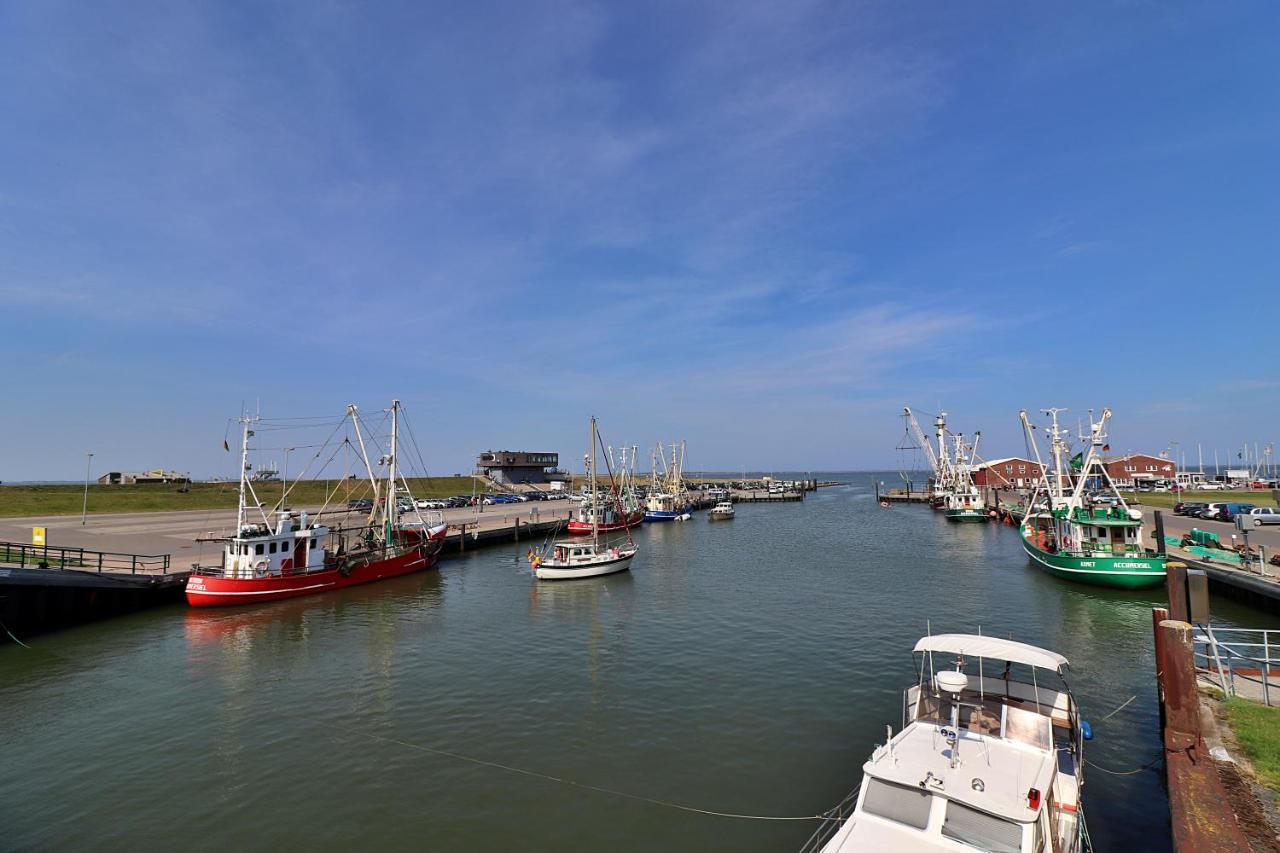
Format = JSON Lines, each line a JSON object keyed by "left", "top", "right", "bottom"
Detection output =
{"left": 1242, "top": 507, "right": 1280, "bottom": 527}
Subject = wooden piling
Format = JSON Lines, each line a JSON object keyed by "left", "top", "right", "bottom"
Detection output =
{"left": 1155, "top": 617, "right": 1253, "bottom": 852}
{"left": 1167, "top": 562, "right": 1190, "bottom": 623}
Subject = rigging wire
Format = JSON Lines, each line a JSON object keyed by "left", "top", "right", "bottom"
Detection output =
{"left": 318, "top": 725, "right": 839, "bottom": 823}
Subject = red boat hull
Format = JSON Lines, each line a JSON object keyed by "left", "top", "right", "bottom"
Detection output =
{"left": 566, "top": 510, "right": 645, "bottom": 535}
{"left": 186, "top": 530, "right": 447, "bottom": 607}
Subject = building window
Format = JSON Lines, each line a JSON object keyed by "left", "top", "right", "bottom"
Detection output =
{"left": 1146, "top": 465, "right": 1156, "bottom": 472}
{"left": 1018, "top": 465, "right": 1026, "bottom": 473}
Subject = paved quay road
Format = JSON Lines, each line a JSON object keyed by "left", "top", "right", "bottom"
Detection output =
{"left": 1138, "top": 506, "right": 1280, "bottom": 552}
{"left": 0, "top": 499, "right": 579, "bottom": 565}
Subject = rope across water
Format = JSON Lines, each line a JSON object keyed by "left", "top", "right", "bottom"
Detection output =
{"left": 321, "top": 724, "right": 841, "bottom": 823}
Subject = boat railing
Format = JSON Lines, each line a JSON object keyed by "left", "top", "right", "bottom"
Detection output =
{"left": 797, "top": 783, "right": 862, "bottom": 853}
{"left": 0, "top": 541, "right": 172, "bottom": 575}
{"left": 1192, "top": 625, "right": 1280, "bottom": 707}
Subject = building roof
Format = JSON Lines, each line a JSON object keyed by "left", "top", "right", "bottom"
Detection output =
{"left": 974, "top": 456, "right": 1039, "bottom": 469}
{"left": 1103, "top": 453, "right": 1174, "bottom": 465}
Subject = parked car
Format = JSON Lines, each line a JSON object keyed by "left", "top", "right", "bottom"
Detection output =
{"left": 347, "top": 498, "right": 373, "bottom": 511}
{"left": 1197, "top": 482, "right": 1225, "bottom": 491}
{"left": 1197, "top": 502, "right": 1228, "bottom": 520}
{"left": 1242, "top": 507, "right": 1280, "bottom": 527}
{"left": 1218, "top": 503, "right": 1256, "bottom": 523}
{"left": 1174, "top": 501, "right": 1208, "bottom": 517}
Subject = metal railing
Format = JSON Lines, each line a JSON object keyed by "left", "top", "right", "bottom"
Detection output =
{"left": 1192, "top": 625, "right": 1279, "bottom": 706}
{"left": 797, "top": 784, "right": 860, "bottom": 853}
{"left": 0, "top": 541, "right": 171, "bottom": 575}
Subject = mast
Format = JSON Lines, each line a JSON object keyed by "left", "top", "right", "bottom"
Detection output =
{"left": 1044, "top": 408, "right": 1068, "bottom": 504}
{"left": 348, "top": 405, "right": 380, "bottom": 522}
{"left": 236, "top": 414, "right": 252, "bottom": 533}
{"left": 385, "top": 399, "right": 399, "bottom": 544}
{"left": 590, "top": 416, "right": 599, "bottom": 548}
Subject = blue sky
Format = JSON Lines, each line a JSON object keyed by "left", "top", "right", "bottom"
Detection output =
{"left": 1, "top": 1, "right": 1277, "bottom": 480}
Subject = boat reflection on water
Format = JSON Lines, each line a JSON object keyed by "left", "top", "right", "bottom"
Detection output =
{"left": 183, "top": 569, "right": 448, "bottom": 652}
{"left": 528, "top": 570, "right": 636, "bottom": 721}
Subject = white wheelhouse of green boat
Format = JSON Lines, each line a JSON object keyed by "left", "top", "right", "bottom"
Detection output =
{"left": 805, "top": 633, "right": 1090, "bottom": 853}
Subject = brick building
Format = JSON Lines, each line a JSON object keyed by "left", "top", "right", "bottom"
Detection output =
{"left": 1103, "top": 454, "right": 1177, "bottom": 488}
{"left": 972, "top": 457, "right": 1043, "bottom": 489}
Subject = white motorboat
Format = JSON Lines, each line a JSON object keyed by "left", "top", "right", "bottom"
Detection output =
{"left": 805, "top": 633, "right": 1091, "bottom": 853}
{"left": 709, "top": 500, "right": 735, "bottom": 520}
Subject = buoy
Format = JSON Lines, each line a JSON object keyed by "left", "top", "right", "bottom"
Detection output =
{"left": 880, "top": 500, "right": 891, "bottom": 508}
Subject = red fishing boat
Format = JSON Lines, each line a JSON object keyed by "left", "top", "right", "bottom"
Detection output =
{"left": 187, "top": 401, "right": 449, "bottom": 607}
{"left": 566, "top": 507, "right": 644, "bottom": 535}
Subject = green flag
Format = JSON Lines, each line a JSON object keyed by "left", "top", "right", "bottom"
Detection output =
{"left": 1069, "top": 452, "right": 1084, "bottom": 472}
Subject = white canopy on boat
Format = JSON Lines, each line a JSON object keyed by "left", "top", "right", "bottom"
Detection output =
{"left": 913, "top": 634, "right": 1069, "bottom": 673}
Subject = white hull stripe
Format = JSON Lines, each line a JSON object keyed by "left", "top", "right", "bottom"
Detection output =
{"left": 187, "top": 582, "right": 335, "bottom": 597}
{"left": 1022, "top": 543, "right": 1164, "bottom": 576}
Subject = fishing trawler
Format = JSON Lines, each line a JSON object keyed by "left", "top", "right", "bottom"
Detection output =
{"left": 644, "top": 441, "right": 693, "bottom": 522}
{"left": 567, "top": 443, "right": 644, "bottom": 534}
{"left": 1018, "top": 408, "right": 1165, "bottom": 589}
{"left": 804, "top": 633, "right": 1091, "bottom": 853}
{"left": 944, "top": 432, "right": 989, "bottom": 523}
{"left": 902, "top": 407, "right": 989, "bottom": 520}
{"left": 186, "top": 401, "right": 448, "bottom": 606}
{"left": 529, "top": 417, "right": 638, "bottom": 580}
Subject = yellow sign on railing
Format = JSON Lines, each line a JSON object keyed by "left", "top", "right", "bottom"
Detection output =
{"left": 32, "top": 527, "right": 46, "bottom": 547}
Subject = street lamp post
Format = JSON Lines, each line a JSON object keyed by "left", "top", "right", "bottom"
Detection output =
{"left": 81, "top": 452, "right": 94, "bottom": 525}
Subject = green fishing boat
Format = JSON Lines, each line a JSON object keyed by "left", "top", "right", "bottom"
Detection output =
{"left": 1018, "top": 407, "right": 1166, "bottom": 589}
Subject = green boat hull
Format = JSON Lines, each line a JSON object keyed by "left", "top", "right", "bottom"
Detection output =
{"left": 945, "top": 508, "right": 989, "bottom": 522}
{"left": 1020, "top": 535, "right": 1166, "bottom": 589}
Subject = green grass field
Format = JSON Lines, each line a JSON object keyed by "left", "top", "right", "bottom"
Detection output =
{"left": 1120, "top": 490, "right": 1278, "bottom": 509}
{"left": 0, "top": 477, "right": 486, "bottom": 518}
{"left": 1225, "top": 697, "right": 1280, "bottom": 794}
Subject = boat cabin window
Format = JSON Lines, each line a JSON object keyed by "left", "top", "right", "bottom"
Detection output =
{"left": 942, "top": 801, "right": 1022, "bottom": 853}
{"left": 269, "top": 542, "right": 277, "bottom": 554}
{"left": 862, "top": 779, "right": 932, "bottom": 830}
{"left": 255, "top": 544, "right": 265, "bottom": 555}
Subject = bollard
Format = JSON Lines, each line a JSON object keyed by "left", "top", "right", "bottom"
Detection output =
{"left": 1152, "top": 607, "right": 1170, "bottom": 729}
{"left": 1154, "top": 510, "right": 1166, "bottom": 556}
{"left": 1166, "top": 562, "right": 1190, "bottom": 623}
{"left": 1158, "top": 619, "right": 1200, "bottom": 741}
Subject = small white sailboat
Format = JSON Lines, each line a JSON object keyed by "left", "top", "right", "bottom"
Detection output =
{"left": 805, "top": 633, "right": 1091, "bottom": 853}
{"left": 529, "top": 416, "right": 637, "bottom": 581}
{"left": 708, "top": 500, "right": 735, "bottom": 520}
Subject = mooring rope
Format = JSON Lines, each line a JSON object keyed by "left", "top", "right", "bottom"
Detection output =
{"left": 0, "top": 617, "right": 31, "bottom": 648}
{"left": 1084, "top": 755, "right": 1162, "bottom": 776}
{"left": 322, "top": 724, "right": 838, "bottom": 822}
{"left": 1098, "top": 694, "right": 1137, "bottom": 722}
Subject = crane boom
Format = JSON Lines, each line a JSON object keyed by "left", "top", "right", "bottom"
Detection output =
{"left": 903, "top": 407, "right": 941, "bottom": 479}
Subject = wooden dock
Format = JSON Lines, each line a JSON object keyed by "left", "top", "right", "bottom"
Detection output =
{"left": 732, "top": 490, "right": 803, "bottom": 503}
{"left": 0, "top": 541, "right": 190, "bottom": 640}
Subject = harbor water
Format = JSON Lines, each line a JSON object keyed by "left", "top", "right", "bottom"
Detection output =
{"left": 3, "top": 480, "right": 1275, "bottom": 851}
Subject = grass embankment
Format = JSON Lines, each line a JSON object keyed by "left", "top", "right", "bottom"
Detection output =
{"left": 1225, "top": 697, "right": 1280, "bottom": 794}
{"left": 0, "top": 477, "right": 483, "bottom": 518}
{"left": 1121, "top": 490, "right": 1277, "bottom": 510}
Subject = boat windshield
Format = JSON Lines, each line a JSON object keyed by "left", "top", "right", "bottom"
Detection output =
{"left": 941, "top": 800, "right": 1022, "bottom": 853}
{"left": 862, "top": 778, "right": 932, "bottom": 830}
